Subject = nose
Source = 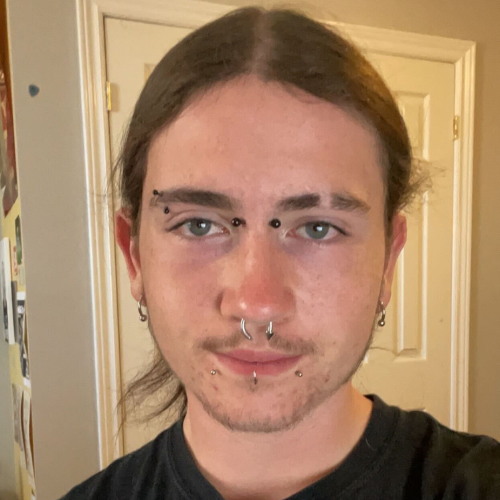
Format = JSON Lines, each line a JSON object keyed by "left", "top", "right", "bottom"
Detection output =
{"left": 219, "top": 234, "right": 296, "bottom": 330}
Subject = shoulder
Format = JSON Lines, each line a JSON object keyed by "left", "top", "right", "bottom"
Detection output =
{"left": 387, "top": 401, "right": 500, "bottom": 498}
{"left": 58, "top": 424, "right": 175, "bottom": 500}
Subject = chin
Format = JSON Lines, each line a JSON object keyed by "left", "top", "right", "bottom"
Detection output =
{"left": 192, "top": 376, "right": 336, "bottom": 434}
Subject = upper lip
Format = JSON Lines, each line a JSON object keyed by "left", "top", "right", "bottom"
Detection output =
{"left": 219, "top": 350, "right": 300, "bottom": 363}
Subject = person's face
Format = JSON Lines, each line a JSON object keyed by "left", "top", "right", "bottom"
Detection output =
{"left": 117, "top": 76, "right": 406, "bottom": 432}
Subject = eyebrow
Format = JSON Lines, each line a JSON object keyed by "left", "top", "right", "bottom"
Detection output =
{"left": 151, "top": 188, "right": 370, "bottom": 214}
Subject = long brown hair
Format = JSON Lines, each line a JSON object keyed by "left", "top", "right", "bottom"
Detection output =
{"left": 114, "top": 7, "right": 423, "bottom": 424}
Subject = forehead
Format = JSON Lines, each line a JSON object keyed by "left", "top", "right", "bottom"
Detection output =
{"left": 146, "top": 76, "right": 384, "bottom": 210}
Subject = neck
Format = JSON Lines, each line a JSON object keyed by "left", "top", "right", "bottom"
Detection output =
{"left": 183, "top": 384, "right": 373, "bottom": 500}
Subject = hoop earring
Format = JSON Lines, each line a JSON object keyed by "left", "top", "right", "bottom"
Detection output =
{"left": 378, "top": 301, "right": 386, "bottom": 327}
{"left": 138, "top": 296, "right": 147, "bottom": 322}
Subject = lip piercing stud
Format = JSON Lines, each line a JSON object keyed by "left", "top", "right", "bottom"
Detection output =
{"left": 269, "top": 219, "right": 281, "bottom": 228}
{"left": 211, "top": 370, "right": 217, "bottom": 375}
{"left": 253, "top": 370, "right": 258, "bottom": 385}
{"left": 295, "top": 371, "right": 303, "bottom": 377}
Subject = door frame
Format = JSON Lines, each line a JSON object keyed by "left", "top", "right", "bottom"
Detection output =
{"left": 76, "top": 0, "right": 476, "bottom": 467}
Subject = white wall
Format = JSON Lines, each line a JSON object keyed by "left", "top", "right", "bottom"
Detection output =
{"left": 7, "top": 0, "right": 100, "bottom": 499}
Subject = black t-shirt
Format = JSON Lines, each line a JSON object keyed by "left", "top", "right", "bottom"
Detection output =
{"left": 59, "top": 395, "right": 500, "bottom": 499}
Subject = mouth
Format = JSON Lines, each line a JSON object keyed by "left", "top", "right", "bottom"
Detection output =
{"left": 214, "top": 350, "right": 302, "bottom": 376}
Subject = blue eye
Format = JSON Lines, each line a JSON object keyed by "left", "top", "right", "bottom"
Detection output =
{"left": 168, "top": 218, "right": 346, "bottom": 242}
{"left": 296, "top": 222, "right": 345, "bottom": 241}
{"left": 169, "top": 218, "right": 225, "bottom": 238}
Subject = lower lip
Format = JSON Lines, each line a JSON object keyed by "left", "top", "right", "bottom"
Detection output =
{"left": 214, "top": 353, "right": 302, "bottom": 376}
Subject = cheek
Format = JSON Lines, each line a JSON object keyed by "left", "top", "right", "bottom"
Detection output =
{"left": 140, "top": 227, "right": 386, "bottom": 325}
{"left": 293, "top": 240, "right": 385, "bottom": 344}
{"left": 141, "top": 238, "right": 220, "bottom": 317}
{"left": 295, "top": 238, "right": 385, "bottom": 300}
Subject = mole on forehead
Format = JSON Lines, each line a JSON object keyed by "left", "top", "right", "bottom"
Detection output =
{"left": 150, "top": 188, "right": 370, "bottom": 214}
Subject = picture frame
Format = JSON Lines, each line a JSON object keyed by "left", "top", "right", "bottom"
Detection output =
{"left": 1, "top": 237, "right": 14, "bottom": 344}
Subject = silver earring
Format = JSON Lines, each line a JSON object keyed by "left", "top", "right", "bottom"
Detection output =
{"left": 137, "top": 296, "right": 147, "bottom": 322}
{"left": 378, "top": 301, "right": 386, "bottom": 327}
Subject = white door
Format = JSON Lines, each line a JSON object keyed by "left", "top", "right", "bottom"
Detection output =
{"left": 353, "top": 53, "right": 455, "bottom": 419}
{"left": 105, "top": 18, "right": 456, "bottom": 454}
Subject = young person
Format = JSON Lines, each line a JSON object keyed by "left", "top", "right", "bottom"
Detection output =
{"left": 61, "top": 7, "right": 500, "bottom": 500}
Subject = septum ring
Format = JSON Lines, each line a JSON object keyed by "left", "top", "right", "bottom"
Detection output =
{"left": 240, "top": 319, "right": 275, "bottom": 341}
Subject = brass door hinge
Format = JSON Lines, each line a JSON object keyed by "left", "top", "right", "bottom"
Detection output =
{"left": 106, "top": 81, "right": 112, "bottom": 112}
{"left": 453, "top": 115, "right": 459, "bottom": 140}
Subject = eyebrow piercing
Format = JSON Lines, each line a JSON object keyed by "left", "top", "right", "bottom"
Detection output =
{"left": 269, "top": 219, "right": 281, "bottom": 228}
{"left": 152, "top": 189, "right": 169, "bottom": 213}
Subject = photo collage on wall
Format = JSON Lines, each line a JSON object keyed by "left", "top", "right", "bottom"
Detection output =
{"left": 0, "top": 70, "right": 18, "bottom": 216}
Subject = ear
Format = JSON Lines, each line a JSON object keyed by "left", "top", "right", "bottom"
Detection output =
{"left": 380, "top": 213, "right": 407, "bottom": 306}
{"left": 115, "top": 208, "right": 143, "bottom": 302}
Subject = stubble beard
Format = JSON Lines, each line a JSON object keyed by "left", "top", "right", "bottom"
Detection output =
{"left": 191, "top": 325, "right": 376, "bottom": 434}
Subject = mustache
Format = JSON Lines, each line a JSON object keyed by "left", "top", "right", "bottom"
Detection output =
{"left": 200, "top": 328, "right": 317, "bottom": 356}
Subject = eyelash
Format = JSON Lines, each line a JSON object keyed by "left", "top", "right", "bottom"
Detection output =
{"left": 167, "top": 218, "right": 348, "bottom": 242}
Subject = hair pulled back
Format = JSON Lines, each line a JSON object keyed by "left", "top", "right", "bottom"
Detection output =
{"left": 115, "top": 7, "right": 420, "bottom": 423}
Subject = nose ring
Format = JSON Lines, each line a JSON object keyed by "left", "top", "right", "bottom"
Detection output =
{"left": 266, "top": 322, "right": 274, "bottom": 340}
{"left": 240, "top": 319, "right": 275, "bottom": 341}
{"left": 240, "top": 319, "right": 253, "bottom": 341}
